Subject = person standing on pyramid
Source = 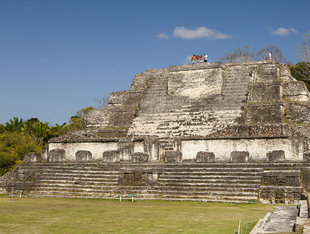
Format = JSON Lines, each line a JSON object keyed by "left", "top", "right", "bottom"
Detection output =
{"left": 196, "top": 54, "right": 200, "bottom": 63}
{"left": 204, "top": 53, "right": 208, "bottom": 63}
{"left": 191, "top": 54, "right": 196, "bottom": 64}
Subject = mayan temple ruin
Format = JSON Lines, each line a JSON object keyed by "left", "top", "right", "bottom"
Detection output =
{"left": 1, "top": 60, "right": 310, "bottom": 203}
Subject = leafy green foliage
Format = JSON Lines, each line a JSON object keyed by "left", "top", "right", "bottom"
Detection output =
{"left": 292, "top": 32, "right": 310, "bottom": 90}
{"left": 0, "top": 117, "right": 69, "bottom": 175}
{"left": 290, "top": 62, "right": 310, "bottom": 91}
{"left": 0, "top": 106, "right": 94, "bottom": 175}
{"left": 68, "top": 106, "right": 94, "bottom": 131}
{"left": 0, "top": 132, "right": 41, "bottom": 175}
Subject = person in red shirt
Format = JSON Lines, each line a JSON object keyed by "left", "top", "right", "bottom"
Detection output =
{"left": 196, "top": 54, "right": 200, "bottom": 62}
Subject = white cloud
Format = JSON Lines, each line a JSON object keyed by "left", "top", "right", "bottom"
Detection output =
{"left": 157, "top": 32, "right": 169, "bottom": 40}
{"left": 173, "top": 26, "right": 231, "bottom": 40}
{"left": 269, "top": 27, "right": 298, "bottom": 36}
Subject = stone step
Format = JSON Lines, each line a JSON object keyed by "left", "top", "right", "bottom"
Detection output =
{"left": 158, "top": 182, "right": 260, "bottom": 188}
{"left": 28, "top": 191, "right": 257, "bottom": 202}
{"left": 160, "top": 167, "right": 264, "bottom": 172}
{"left": 35, "top": 179, "right": 119, "bottom": 184}
{"left": 35, "top": 171, "right": 119, "bottom": 176}
{"left": 21, "top": 162, "right": 310, "bottom": 169}
{"left": 36, "top": 175, "right": 119, "bottom": 180}
{"left": 160, "top": 175, "right": 262, "bottom": 180}
{"left": 158, "top": 178, "right": 261, "bottom": 184}
{"left": 30, "top": 186, "right": 258, "bottom": 197}
{"left": 31, "top": 183, "right": 259, "bottom": 193}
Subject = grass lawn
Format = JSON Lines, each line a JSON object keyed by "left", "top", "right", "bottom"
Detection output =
{"left": 0, "top": 196, "right": 274, "bottom": 234}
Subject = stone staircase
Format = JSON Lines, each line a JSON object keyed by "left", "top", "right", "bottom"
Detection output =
{"left": 27, "top": 163, "right": 120, "bottom": 198}
{"left": 4, "top": 162, "right": 305, "bottom": 203}
{"left": 221, "top": 65, "right": 252, "bottom": 102}
{"left": 128, "top": 65, "right": 253, "bottom": 138}
{"left": 8, "top": 162, "right": 269, "bottom": 203}
{"left": 138, "top": 165, "right": 262, "bottom": 202}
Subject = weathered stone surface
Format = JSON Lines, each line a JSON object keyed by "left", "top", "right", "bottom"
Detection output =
{"left": 246, "top": 103, "right": 284, "bottom": 124}
{"left": 303, "top": 152, "right": 310, "bottom": 161}
{"left": 262, "top": 170, "right": 301, "bottom": 186}
{"left": 259, "top": 186, "right": 302, "bottom": 203}
{"left": 250, "top": 206, "right": 297, "bottom": 233}
{"left": 75, "top": 150, "right": 92, "bottom": 162}
{"left": 285, "top": 102, "right": 310, "bottom": 124}
{"left": 131, "top": 152, "right": 149, "bottom": 163}
{"left": 230, "top": 151, "right": 249, "bottom": 162}
{"left": 209, "top": 124, "right": 290, "bottom": 138}
{"left": 301, "top": 168, "right": 310, "bottom": 192}
{"left": 24, "top": 152, "right": 41, "bottom": 163}
{"left": 196, "top": 152, "right": 215, "bottom": 163}
{"left": 249, "top": 83, "right": 282, "bottom": 102}
{"left": 163, "top": 151, "right": 182, "bottom": 163}
{"left": 256, "top": 64, "right": 279, "bottom": 82}
{"left": 283, "top": 81, "right": 309, "bottom": 102}
{"left": 168, "top": 68, "right": 224, "bottom": 98}
{"left": 108, "top": 90, "right": 129, "bottom": 107}
{"left": 280, "top": 64, "right": 296, "bottom": 82}
{"left": 48, "top": 149, "right": 65, "bottom": 162}
{"left": 119, "top": 171, "right": 156, "bottom": 186}
{"left": 102, "top": 150, "right": 120, "bottom": 162}
{"left": 41, "top": 147, "right": 48, "bottom": 162}
{"left": 266, "top": 150, "right": 285, "bottom": 162}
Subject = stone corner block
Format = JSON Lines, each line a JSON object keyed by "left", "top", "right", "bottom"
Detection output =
{"left": 24, "top": 152, "right": 41, "bottom": 163}
{"left": 48, "top": 149, "right": 65, "bottom": 163}
{"left": 131, "top": 152, "right": 149, "bottom": 163}
{"left": 196, "top": 152, "right": 215, "bottom": 163}
{"left": 163, "top": 151, "right": 182, "bottom": 163}
{"left": 303, "top": 152, "right": 310, "bottom": 162}
{"left": 102, "top": 150, "right": 120, "bottom": 163}
{"left": 75, "top": 150, "right": 92, "bottom": 162}
{"left": 230, "top": 151, "right": 249, "bottom": 163}
{"left": 266, "top": 150, "right": 285, "bottom": 162}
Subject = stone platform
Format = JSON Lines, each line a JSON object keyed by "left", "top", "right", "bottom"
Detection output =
{"left": 1, "top": 162, "right": 306, "bottom": 203}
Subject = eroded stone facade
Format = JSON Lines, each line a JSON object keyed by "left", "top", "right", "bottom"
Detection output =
{"left": 48, "top": 61, "right": 310, "bottom": 163}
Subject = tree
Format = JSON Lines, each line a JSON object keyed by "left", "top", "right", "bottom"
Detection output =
{"left": 0, "top": 117, "right": 69, "bottom": 175}
{"left": 256, "top": 45, "right": 287, "bottom": 63}
{"left": 0, "top": 132, "right": 41, "bottom": 175}
{"left": 290, "top": 62, "right": 310, "bottom": 91}
{"left": 4, "top": 117, "right": 25, "bottom": 132}
{"left": 292, "top": 32, "right": 310, "bottom": 84}
{"left": 68, "top": 106, "right": 94, "bottom": 131}
{"left": 219, "top": 46, "right": 254, "bottom": 63}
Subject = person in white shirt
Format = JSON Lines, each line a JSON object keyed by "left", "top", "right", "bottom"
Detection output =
{"left": 204, "top": 54, "right": 208, "bottom": 63}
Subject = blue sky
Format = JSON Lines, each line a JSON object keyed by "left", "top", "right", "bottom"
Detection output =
{"left": 0, "top": 0, "right": 309, "bottom": 125}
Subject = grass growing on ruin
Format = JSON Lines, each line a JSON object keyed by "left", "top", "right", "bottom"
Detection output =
{"left": 0, "top": 197, "right": 274, "bottom": 234}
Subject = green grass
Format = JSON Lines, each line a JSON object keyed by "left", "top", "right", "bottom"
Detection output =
{"left": 0, "top": 197, "right": 274, "bottom": 234}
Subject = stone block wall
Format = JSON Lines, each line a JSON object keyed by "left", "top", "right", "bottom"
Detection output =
{"left": 246, "top": 103, "right": 284, "bottom": 124}
{"left": 259, "top": 170, "right": 302, "bottom": 203}
{"left": 249, "top": 83, "right": 282, "bottom": 102}
{"left": 168, "top": 68, "right": 224, "bottom": 98}
{"left": 24, "top": 152, "right": 41, "bottom": 163}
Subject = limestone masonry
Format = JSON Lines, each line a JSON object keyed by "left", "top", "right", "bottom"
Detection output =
{"left": 50, "top": 60, "right": 310, "bottom": 163}
{"left": 1, "top": 60, "right": 310, "bottom": 203}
